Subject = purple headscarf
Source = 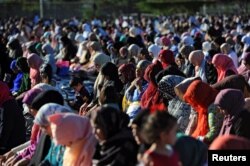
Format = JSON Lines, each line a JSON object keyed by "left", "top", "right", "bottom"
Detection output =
{"left": 214, "top": 89, "right": 245, "bottom": 135}
{"left": 22, "top": 88, "right": 43, "bottom": 106}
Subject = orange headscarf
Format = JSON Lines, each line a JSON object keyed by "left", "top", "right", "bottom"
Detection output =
{"left": 183, "top": 80, "right": 218, "bottom": 138}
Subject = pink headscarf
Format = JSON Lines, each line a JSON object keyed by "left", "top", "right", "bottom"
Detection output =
{"left": 212, "top": 54, "right": 238, "bottom": 82}
{"left": 0, "top": 81, "right": 13, "bottom": 107}
{"left": 27, "top": 53, "right": 43, "bottom": 86}
{"left": 49, "top": 113, "right": 96, "bottom": 166}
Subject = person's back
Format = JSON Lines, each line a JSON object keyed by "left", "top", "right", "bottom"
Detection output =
{"left": 233, "top": 110, "right": 250, "bottom": 140}
{"left": 0, "top": 98, "right": 26, "bottom": 154}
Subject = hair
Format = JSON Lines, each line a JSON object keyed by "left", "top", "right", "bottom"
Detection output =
{"left": 40, "top": 63, "right": 53, "bottom": 83}
{"left": 99, "top": 84, "right": 118, "bottom": 105}
{"left": 142, "top": 111, "right": 177, "bottom": 144}
{"left": 131, "top": 109, "right": 150, "bottom": 131}
{"left": 69, "top": 76, "right": 83, "bottom": 88}
{"left": 92, "top": 106, "right": 129, "bottom": 139}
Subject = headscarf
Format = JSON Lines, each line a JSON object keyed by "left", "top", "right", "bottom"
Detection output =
{"left": 188, "top": 51, "right": 204, "bottom": 67}
{"left": 128, "top": 44, "right": 141, "bottom": 58}
{"left": 212, "top": 54, "right": 238, "bottom": 82}
{"left": 0, "top": 81, "right": 13, "bottom": 107}
{"left": 31, "top": 90, "right": 64, "bottom": 111}
{"left": 22, "top": 88, "right": 43, "bottom": 106}
{"left": 34, "top": 103, "right": 71, "bottom": 127}
{"left": 148, "top": 44, "right": 161, "bottom": 59}
{"left": 175, "top": 136, "right": 207, "bottom": 166}
{"left": 174, "top": 76, "right": 201, "bottom": 101}
{"left": 49, "top": 113, "right": 96, "bottom": 166}
{"left": 27, "top": 53, "right": 44, "bottom": 86}
{"left": 211, "top": 75, "right": 250, "bottom": 95}
{"left": 158, "top": 75, "right": 185, "bottom": 101}
{"left": 93, "top": 53, "right": 110, "bottom": 67}
{"left": 183, "top": 80, "right": 218, "bottom": 138}
{"left": 118, "top": 63, "right": 136, "bottom": 83}
{"left": 156, "top": 65, "right": 186, "bottom": 84}
{"left": 214, "top": 89, "right": 245, "bottom": 135}
{"left": 209, "top": 135, "right": 250, "bottom": 150}
{"left": 141, "top": 61, "right": 163, "bottom": 108}
{"left": 158, "top": 49, "right": 175, "bottom": 69}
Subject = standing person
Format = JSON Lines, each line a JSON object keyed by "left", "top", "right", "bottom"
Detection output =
{"left": 212, "top": 54, "right": 238, "bottom": 82}
{"left": 142, "top": 111, "right": 180, "bottom": 166}
{"left": 27, "top": 53, "right": 44, "bottom": 87}
{"left": 48, "top": 113, "right": 96, "bottom": 166}
{"left": 0, "top": 82, "right": 26, "bottom": 154}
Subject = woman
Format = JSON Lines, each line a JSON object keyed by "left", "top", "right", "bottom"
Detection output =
{"left": 100, "top": 62, "right": 123, "bottom": 93}
{"left": 214, "top": 89, "right": 250, "bottom": 139}
{"left": 183, "top": 80, "right": 223, "bottom": 144}
{"left": 31, "top": 103, "right": 71, "bottom": 166}
{"left": 0, "top": 82, "right": 26, "bottom": 154}
{"left": 91, "top": 106, "right": 138, "bottom": 166}
{"left": 10, "top": 60, "right": 23, "bottom": 94}
{"left": 158, "top": 75, "right": 191, "bottom": 133}
{"left": 210, "top": 135, "right": 250, "bottom": 150}
{"left": 124, "top": 60, "right": 151, "bottom": 119}
{"left": 158, "top": 49, "right": 175, "bottom": 69}
{"left": 27, "top": 53, "right": 44, "bottom": 87}
{"left": 212, "top": 54, "right": 238, "bottom": 82}
{"left": 118, "top": 63, "right": 136, "bottom": 95}
{"left": 211, "top": 74, "right": 250, "bottom": 98}
{"left": 48, "top": 113, "right": 96, "bottom": 166}
{"left": 238, "top": 52, "right": 250, "bottom": 82}
{"left": 15, "top": 57, "right": 31, "bottom": 96}
{"left": 188, "top": 50, "right": 207, "bottom": 83}
{"left": 141, "top": 60, "right": 163, "bottom": 109}
{"left": 41, "top": 43, "right": 57, "bottom": 75}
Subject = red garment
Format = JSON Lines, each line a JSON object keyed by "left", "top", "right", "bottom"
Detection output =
{"left": 212, "top": 54, "right": 238, "bottom": 82}
{"left": 0, "top": 81, "right": 13, "bottom": 107}
{"left": 158, "top": 49, "right": 175, "bottom": 69}
{"left": 183, "top": 80, "right": 218, "bottom": 138}
{"left": 141, "top": 61, "right": 163, "bottom": 108}
{"left": 145, "top": 150, "right": 180, "bottom": 166}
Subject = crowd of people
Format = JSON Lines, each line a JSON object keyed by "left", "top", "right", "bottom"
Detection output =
{"left": 0, "top": 14, "right": 250, "bottom": 165}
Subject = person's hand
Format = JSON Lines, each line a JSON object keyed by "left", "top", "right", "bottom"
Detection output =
{"left": 5, "top": 155, "right": 20, "bottom": 166}
{"left": 0, "top": 155, "right": 6, "bottom": 165}
{"left": 135, "top": 78, "right": 142, "bottom": 89}
{"left": 0, "top": 151, "right": 15, "bottom": 165}
{"left": 79, "top": 103, "right": 91, "bottom": 116}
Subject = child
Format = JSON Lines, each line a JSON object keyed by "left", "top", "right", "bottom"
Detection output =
{"left": 69, "top": 76, "right": 92, "bottom": 110}
{"left": 142, "top": 110, "right": 180, "bottom": 166}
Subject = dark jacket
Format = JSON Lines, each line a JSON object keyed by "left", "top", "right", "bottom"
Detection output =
{"left": 0, "top": 99, "right": 26, "bottom": 154}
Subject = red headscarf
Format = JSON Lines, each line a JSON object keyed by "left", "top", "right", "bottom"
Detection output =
{"left": 118, "top": 63, "right": 136, "bottom": 83}
{"left": 0, "top": 81, "right": 13, "bottom": 107}
{"left": 158, "top": 49, "right": 175, "bottom": 69}
{"left": 183, "top": 80, "right": 218, "bottom": 138}
{"left": 141, "top": 61, "right": 163, "bottom": 108}
{"left": 212, "top": 54, "right": 238, "bottom": 82}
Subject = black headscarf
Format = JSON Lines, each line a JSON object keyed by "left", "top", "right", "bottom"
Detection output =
{"left": 156, "top": 65, "right": 186, "bottom": 84}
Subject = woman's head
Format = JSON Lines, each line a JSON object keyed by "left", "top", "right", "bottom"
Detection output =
{"left": 42, "top": 43, "right": 54, "bottom": 56}
{"left": 39, "top": 63, "right": 53, "bottom": 84}
{"left": 101, "top": 62, "right": 119, "bottom": 81}
{"left": 143, "top": 60, "right": 163, "bottom": 86}
{"left": 22, "top": 88, "right": 43, "bottom": 115}
{"left": 136, "top": 60, "right": 151, "bottom": 78}
{"left": 34, "top": 103, "right": 70, "bottom": 137}
{"left": 214, "top": 89, "right": 245, "bottom": 116}
{"left": 158, "top": 49, "right": 175, "bottom": 68}
{"left": 188, "top": 50, "right": 204, "bottom": 67}
{"left": 212, "top": 53, "right": 233, "bottom": 70}
{"left": 142, "top": 111, "right": 177, "bottom": 145}
{"left": 16, "top": 57, "right": 30, "bottom": 73}
{"left": 27, "top": 53, "right": 43, "bottom": 69}
{"left": 91, "top": 106, "right": 129, "bottom": 142}
{"left": 93, "top": 53, "right": 110, "bottom": 72}
{"left": 242, "top": 52, "right": 250, "bottom": 70}
{"left": 118, "top": 63, "right": 136, "bottom": 84}
{"left": 30, "top": 90, "right": 64, "bottom": 114}
{"left": 99, "top": 84, "right": 118, "bottom": 105}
